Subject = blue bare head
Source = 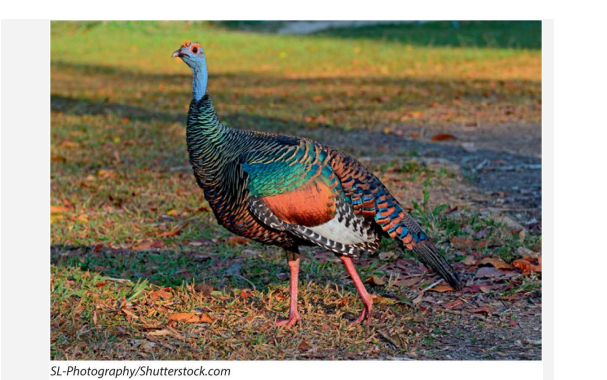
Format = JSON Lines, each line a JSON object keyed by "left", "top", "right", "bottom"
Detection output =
{"left": 172, "top": 41, "right": 208, "bottom": 101}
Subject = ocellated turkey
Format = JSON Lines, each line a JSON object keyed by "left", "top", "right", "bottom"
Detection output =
{"left": 172, "top": 41, "right": 460, "bottom": 327}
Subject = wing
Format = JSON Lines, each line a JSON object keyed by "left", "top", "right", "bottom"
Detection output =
{"left": 242, "top": 140, "right": 380, "bottom": 256}
{"left": 325, "top": 147, "right": 429, "bottom": 249}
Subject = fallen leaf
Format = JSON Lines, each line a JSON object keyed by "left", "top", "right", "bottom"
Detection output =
{"left": 122, "top": 308, "right": 139, "bottom": 320}
{"left": 512, "top": 259, "right": 540, "bottom": 275}
{"left": 147, "top": 329, "right": 173, "bottom": 337}
{"left": 51, "top": 155, "right": 67, "bottom": 162}
{"left": 51, "top": 205, "right": 69, "bottom": 213}
{"left": 365, "top": 275, "right": 386, "bottom": 286}
{"left": 76, "top": 215, "right": 89, "bottom": 223}
{"left": 95, "top": 281, "right": 108, "bottom": 288}
{"left": 199, "top": 313, "right": 214, "bottom": 323}
{"left": 298, "top": 341, "right": 311, "bottom": 352}
{"left": 397, "top": 276, "right": 423, "bottom": 287}
{"left": 451, "top": 236, "right": 486, "bottom": 250}
{"left": 373, "top": 295, "right": 399, "bottom": 305}
{"left": 195, "top": 284, "right": 214, "bottom": 296}
{"left": 467, "top": 306, "right": 493, "bottom": 315}
{"left": 378, "top": 251, "right": 395, "bottom": 261}
{"left": 150, "top": 289, "right": 172, "bottom": 300}
{"left": 431, "top": 133, "right": 457, "bottom": 141}
{"left": 132, "top": 240, "right": 164, "bottom": 251}
{"left": 157, "top": 222, "right": 189, "bottom": 238}
{"left": 492, "top": 215, "right": 524, "bottom": 230}
{"left": 428, "top": 285, "right": 454, "bottom": 293}
{"left": 477, "top": 257, "right": 513, "bottom": 270}
{"left": 165, "top": 209, "right": 179, "bottom": 216}
{"left": 377, "top": 329, "right": 403, "bottom": 348}
{"left": 227, "top": 236, "right": 250, "bottom": 247}
{"left": 240, "top": 289, "right": 251, "bottom": 299}
{"left": 59, "top": 140, "right": 80, "bottom": 148}
{"left": 97, "top": 169, "right": 116, "bottom": 178}
{"left": 461, "top": 256, "right": 477, "bottom": 266}
{"left": 475, "top": 266, "right": 504, "bottom": 279}
{"left": 169, "top": 312, "right": 212, "bottom": 324}
{"left": 443, "top": 299, "right": 465, "bottom": 309}
{"left": 517, "top": 246, "right": 540, "bottom": 259}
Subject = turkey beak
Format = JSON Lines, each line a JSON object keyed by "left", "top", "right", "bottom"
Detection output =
{"left": 171, "top": 49, "right": 184, "bottom": 58}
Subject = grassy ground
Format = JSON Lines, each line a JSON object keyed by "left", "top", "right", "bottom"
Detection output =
{"left": 51, "top": 21, "right": 542, "bottom": 360}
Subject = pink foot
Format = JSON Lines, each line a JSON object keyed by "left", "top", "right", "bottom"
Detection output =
{"left": 276, "top": 311, "right": 301, "bottom": 327}
{"left": 350, "top": 296, "right": 373, "bottom": 326}
{"left": 340, "top": 256, "right": 375, "bottom": 326}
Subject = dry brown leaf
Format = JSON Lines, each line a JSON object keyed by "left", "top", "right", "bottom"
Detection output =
{"left": 122, "top": 308, "right": 139, "bottom": 320}
{"left": 147, "top": 329, "right": 173, "bottom": 337}
{"left": 377, "top": 329, "right": 403, "bottom": 348}
{"left": 512, "top": 259, "right": 532, "bottom": 275}
{"left": 157, "top": 222, "right": 188, "bottom": 238}
{"left": 60, "top": 140, "right": 80, "bottom": 148}
{"left": 132, "top": 240, "right": 164, "bottom": 251}
{"left": 373, "top": 295, "right": 399, "bottom": 305}
{"left": 52, "top": 155, "right": 67, "bottom": 162}
{"left": 477, "top": 257, "right": 513, "bottom": 270}
{"left": 378, "top": 251, "right": 394, "bottom": 261}
{"left": 397, "top": 276, "right": 423, "bottom": 287}
{"left": 195, "top": 284, "right": 214, "bottom": 297}
{"left": 428, "top": 285, "right": 454, "bottom": 293}
{"left": 451, "top": 236, "right": 485, "bottom": 250}
{"left": 443, "top": 299, "right": 465, "bottom": 309}
{"left": 150, "top": 289, "right": 172, "bottom": 300}
{"left": 430, "top": 133, "right": 457, "bottom": 141}
{"left": 240, "top": 290, "right": 251, "bottom": 299}
{"left": 475, "top": 267, "right": 504, "bottom": 279}
{"left": 227, "top": 236, "right": 250, "bottom": 247}
{"left": 169, "top": 313, "right": 201, "bottom": 323}
{"left": 169, "top": 312, "right": 213, "bottom": 324}
{"left": 97, "top": 169, "right": 116, "bottom": 178}
{"left": 365, "top": 275, "right": 386, "bottom": 286}
{"left": 298, "top": 341, "right": 311, "bottom": 352}
{"left": 461, "top": 256, "right": 477, "bottom": 266}
{"left": 467, "top": 306, "right": 493, "bottom": 315}
{"left": 51, "top": 205, "right": 70, "bottom": 214}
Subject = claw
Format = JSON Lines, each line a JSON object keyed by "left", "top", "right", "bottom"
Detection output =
{"left": 276, "top": 312, "right": 301, "bottom": 327}
{"left": 350, "top": 295, "right": 373, "bottom": 326}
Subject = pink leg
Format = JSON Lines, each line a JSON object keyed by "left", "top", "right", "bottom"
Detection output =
{"left": 340, "top": 256, "right": 374, "bottom": 326}
{"left": 276, "top": 258, "right": 301, "bottom": 327}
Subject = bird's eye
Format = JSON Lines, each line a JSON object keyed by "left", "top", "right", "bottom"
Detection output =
{"left": 192, "top": 46, "right": 198, "bottom": 54}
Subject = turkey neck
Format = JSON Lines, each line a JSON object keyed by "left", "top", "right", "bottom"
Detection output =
{"left": 186, "top": 94, "right": 232, "bottom": 188}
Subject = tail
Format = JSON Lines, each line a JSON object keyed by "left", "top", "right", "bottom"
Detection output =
{"left": 384, "top": 210, "right": 461, "bottom": 289}
{"left": 411, "top": 240, "right": 461, "bottom": 289}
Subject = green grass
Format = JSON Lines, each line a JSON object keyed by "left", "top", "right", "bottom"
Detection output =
{"left": 51, "top": 21, "right": 542, "bottom": 360}
{"left": 315, "top": 21, "right": 541, "bottom": 50}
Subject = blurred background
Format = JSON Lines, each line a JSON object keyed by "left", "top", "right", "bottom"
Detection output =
{"left": 51, "top": 21, "right": 541, "bottom": 360}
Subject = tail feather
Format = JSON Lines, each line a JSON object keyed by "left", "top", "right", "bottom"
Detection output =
{"left": 411, "top": 240, "right": 461, "bottom": 289}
